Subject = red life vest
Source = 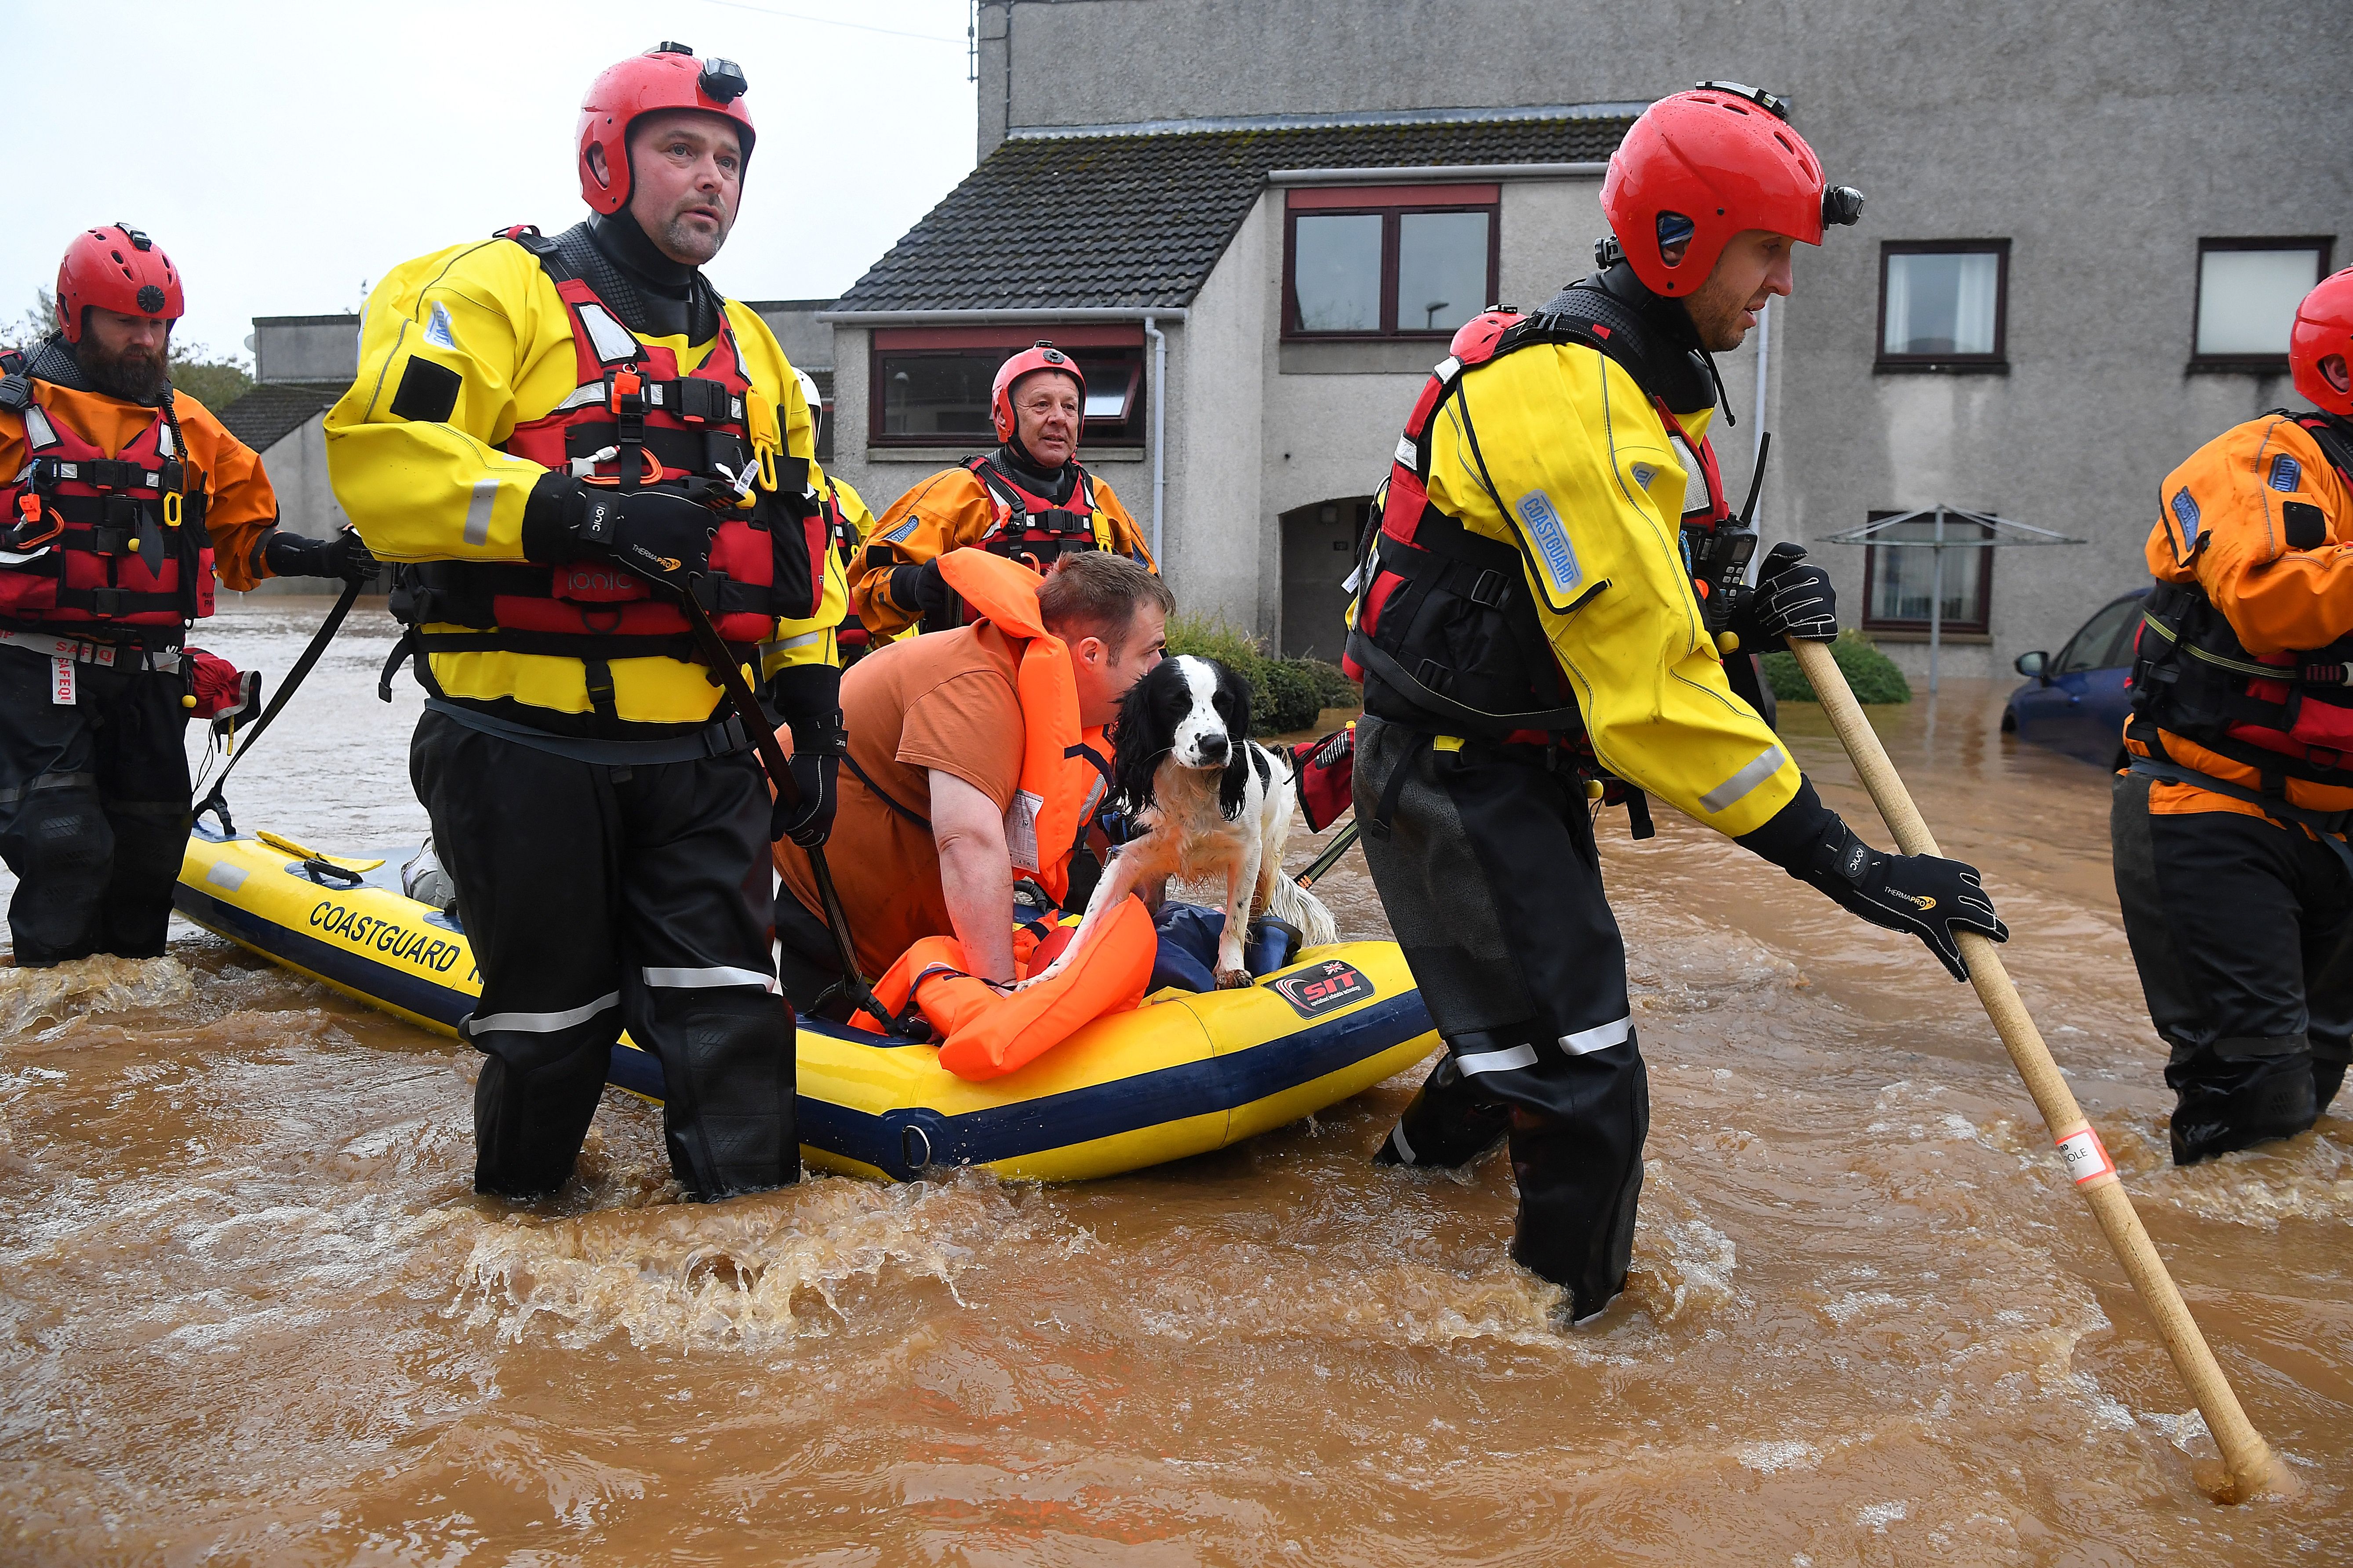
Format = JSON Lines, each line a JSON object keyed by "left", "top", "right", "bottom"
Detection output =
{"left": 0, "top": 362, "right": 211, "bottom": 634}
{"left": 967, "top": 452, "right": 1107, "bottom": 567}
{"left": 394, "top": 225, "right": 822, "bottom": 664}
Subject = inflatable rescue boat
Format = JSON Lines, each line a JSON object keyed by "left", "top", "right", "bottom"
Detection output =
{"left": 175, "top": 825, "right": 1438, "bottom": 1182}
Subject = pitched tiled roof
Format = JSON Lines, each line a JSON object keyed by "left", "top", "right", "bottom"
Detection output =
{"left": 836, "top": 111, "right": 1636, "bottom": 313}
{"left": 215, "top": 381, "right": 345, "bottom": 455}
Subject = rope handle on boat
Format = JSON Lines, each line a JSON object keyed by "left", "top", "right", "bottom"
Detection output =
{"left": 192, "top": 576, "right": 364, "bottom": 836}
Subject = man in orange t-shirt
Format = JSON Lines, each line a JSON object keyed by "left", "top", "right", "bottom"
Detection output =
{"left": 0, "top": 224, "right": 373, "bottom": 966}
{"left": 775, "top": 552, "right": 1169, "bottom": 1005}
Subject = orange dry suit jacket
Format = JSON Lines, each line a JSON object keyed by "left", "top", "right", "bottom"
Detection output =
{"left": 2128, "top": 411, "right": 2353, "bottom": 820}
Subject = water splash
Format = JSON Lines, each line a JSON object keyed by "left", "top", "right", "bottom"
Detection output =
{"left": 0, "top": 955, "right": 195, "bottom": 1038}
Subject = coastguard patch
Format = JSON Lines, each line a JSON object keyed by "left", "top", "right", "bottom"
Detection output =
{"left": 882, "top": 517, "right": 920, "bottom": 544}
{"left": 1513, "top": 489, "right": 1582, "bottom": 600}
{"left": 1630, "top": 462, "right": 1658, "bottom": 489}
{"left": 2269, "top": 454, "right": 2302, "bottom": 493}
{"left": 424, "top": 300, "right": 458, "bottom": 352}
{"left": 2170, "top": 486, "right": 2201, "bottom": 549}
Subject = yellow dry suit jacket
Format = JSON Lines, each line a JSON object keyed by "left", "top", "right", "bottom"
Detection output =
{"left": 324, "top": 235, "right": 835, "bottom": 727}
{"left": 1404, "top": 341, "right": 1800, "bottom": 836}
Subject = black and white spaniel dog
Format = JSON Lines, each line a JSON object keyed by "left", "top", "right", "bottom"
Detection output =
{"left": 1022, "top": 654, "right": 1337, "bottom": 991}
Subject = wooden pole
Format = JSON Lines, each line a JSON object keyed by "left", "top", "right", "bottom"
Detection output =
{"left": 1789, "top": 638, "right": 2278, "bottom": 1502}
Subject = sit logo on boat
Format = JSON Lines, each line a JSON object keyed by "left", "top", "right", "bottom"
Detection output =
{"left": 1272, "top": 960, "right": 1374, "bottom": 1018}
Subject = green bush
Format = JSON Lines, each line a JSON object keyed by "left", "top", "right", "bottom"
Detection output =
{"left": 1163, "top": 615, "right": 1352, "bottom": 735}
{"left": 1296, "top": 657, "right": 1363, "bottom": 709}
{"left": 1760, "top": 629, "right": 1912, "bottom": 704}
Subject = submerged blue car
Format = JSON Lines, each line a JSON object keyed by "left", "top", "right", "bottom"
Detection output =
{"left": 2001, "top": 588, "right": 2149, "bottom": 769}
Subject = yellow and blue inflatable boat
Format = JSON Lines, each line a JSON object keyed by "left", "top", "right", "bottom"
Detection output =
{"left": 176, "top": 826, "right": 1439, "bottom": 1182}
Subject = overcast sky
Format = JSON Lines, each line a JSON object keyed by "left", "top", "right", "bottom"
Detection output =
{"left": 3, "top": 0, "right": 979, "bottom": 359}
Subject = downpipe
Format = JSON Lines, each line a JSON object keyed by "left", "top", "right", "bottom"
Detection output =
{"left": 1145, "top": 313, "right": 1167, "bottom": 564}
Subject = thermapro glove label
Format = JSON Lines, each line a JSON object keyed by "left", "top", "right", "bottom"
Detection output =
{"left": 2055, "top": 1125, "right": 2116, "bottom": 1186}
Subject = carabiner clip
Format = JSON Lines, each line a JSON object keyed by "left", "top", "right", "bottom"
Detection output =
{"left": 163, "top": 491, "right": 182, "bottom": 528}
{"left": 755, "top": 442, "right": 778, "bottom": 494}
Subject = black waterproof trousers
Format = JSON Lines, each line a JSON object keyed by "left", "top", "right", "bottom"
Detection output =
{"left": 0, "top": 641, "right": 192, "bottom": 966}
{"left": 1354, "top": 717, "right": 1648, "bottom": 1321}
{"left": 412, "top": 708, "right": 797, "bottom": 1201}
{"left": 2112, "top": 773, "right": 2353, "bottom": 1164}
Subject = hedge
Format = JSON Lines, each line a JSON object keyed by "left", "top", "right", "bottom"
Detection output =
{"left": 1163, "top": 615, "right": 1361, "bottom": 735}
{"left": 1759, "top": 629, "right": 1912, "bottom": 704}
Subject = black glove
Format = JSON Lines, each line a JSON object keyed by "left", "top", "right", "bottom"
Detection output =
{"left": 887, "top": 558, "right": 954, "bottom": 625}
{"left": 768, "top": 662, "right": 844, "bottom": 848}
{"left": 1800, "top": 815, "right": 2008, "bottom": 981}
{"left": 262, "top": 528, "right": 378, "bottom": 584}
{"left": 1728, "top": 542, "right": 1837, "bottom": 652}
{"left": 521, "top": 474, "right": 718, "bottom": 590}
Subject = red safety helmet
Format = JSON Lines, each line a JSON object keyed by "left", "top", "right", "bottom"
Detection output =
{"left": 577, "top": 42, "right": 756, "bottom": 216}
{"left": 2291, "top": 266, "right": 2353, "bottom": 418}
{"left": 990, "top": 342, "right": 1087, "bottom": 443}
{"left": 55, "top": 223, "right": 183, "bottom": 344}
{"left": 1600, "top": 82, "right": 1862, "bottom": 296}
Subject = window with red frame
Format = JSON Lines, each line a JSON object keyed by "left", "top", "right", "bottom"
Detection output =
{"left": 868, "top": 326, "right": 1146, "bottom": 448}
{"left": 1284, "top": 185, "right": 1500, "bottom": 339}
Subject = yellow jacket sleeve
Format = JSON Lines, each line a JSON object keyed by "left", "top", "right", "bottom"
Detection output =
{"left": 1425, "top": 343, "right": 1799, "bottom": 836}
{"left": 324, "top": 238, "right": 578, "bottom": 564}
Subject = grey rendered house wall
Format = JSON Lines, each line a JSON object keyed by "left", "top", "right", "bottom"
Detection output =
{"left": 977, "top": 0, "right": 2353, "bottom": 678}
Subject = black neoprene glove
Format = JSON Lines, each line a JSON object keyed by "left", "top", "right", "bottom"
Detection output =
{"left": 1738, "top": 779, "right": 2008, "bottom": 982}
{"left": 1728, "top": 542, "right": 1837, "bottom": 653}
{"left": 887, "top": 557, "right": 953, "bottom": 624}
{"left": 768, "top": 662, "right": 844, "bottom": 848}
{"left": 521, "top": 473, "right": 718, "bottom": 589}
{"left": 262, "top": 528, "right": 378, "bottom": 584}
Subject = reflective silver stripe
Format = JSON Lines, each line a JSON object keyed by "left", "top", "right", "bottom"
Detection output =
{"left": 575, "top": 303, "right": 640, "bottom": 364}
{"left": 1455, "top": 1043, "right": 1539, "bottom": 1077}
{"left": 461, "top": 478, "right": 498, "bottom": 547}
{"left": 1433, "top": 355, "right": 1462, "bottom": 380}
{"left": 1558, "top": 1015, "right": 1632, "bottom": 1056}
{"left": 1699, "top": 744, "right": 1785, "bottom": 816}
{"left": 1394, "top": 434, "right": 1418, "bottom": 467}
{"left": 470, "top": 992, "right": 620, "bottom": 1034}
{"left": 641, "top": 965, "right": 775, "bottom": 991}
{"left": 21, "top": 404, "right": 56, "bottom": 450}
{"left": 763, "top": 629, "right": 827, "bottom": 654}
{"left": 1387, "top": 1121, "right": 1417, "bottom": 1165}
{"left": 156, "top": 418, "right": 174, "bottom": 458}
{"left": 204, "top": 860, "right": 247, "bottom": 891}
{"left": 554, "top": 382, "right": 607, "bottom": 412}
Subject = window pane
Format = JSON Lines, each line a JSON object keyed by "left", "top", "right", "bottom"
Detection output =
{"left": 880, "top": 353, "right": 995, "bottom": 438}
{"left": 1865, "top": 518, "right": 1990, "bottom": 624}
{"left": 1294, "top": 213, "right": 1383, "bottom": 332}
{"left": 2198, "top": 247, "right": 2322, "bottom": 356}
{"left": 1397, "top": 211, "right": 1489, "bottom": 334}
{"left": 1883, "top": 251, "right": 2000, "bottom": 356}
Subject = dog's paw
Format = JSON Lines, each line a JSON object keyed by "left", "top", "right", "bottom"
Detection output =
{"left": 1214, "top": 967, "right": 1254, "bottom": 990}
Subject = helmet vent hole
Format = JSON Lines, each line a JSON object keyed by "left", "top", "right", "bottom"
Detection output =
{"left": 110, "top": 251, "right": 124, "bottom": 264}
{"left": 1775, "top": 132, "right": 1795, "bottom": 153}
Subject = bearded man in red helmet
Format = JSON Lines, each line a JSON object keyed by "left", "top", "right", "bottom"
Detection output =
{"left": 1346, "top": 83, "right": 2008, "bottom": 1320}
{"left": 326, "top": 44, "right": 838, "bottom": 1203}
{"left": 852, "top": 341, "right": 1156, "bottom": 638}
{"left": 2113, "top": 267, "right": 2353, "bottom": 1164}
{"left": 0, "top": 225, "right": 374, "bottom": 967}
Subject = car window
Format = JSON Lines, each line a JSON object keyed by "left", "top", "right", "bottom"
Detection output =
{"left": 2052, "top": 597, "right": 2142, "bottom": 675}
{"left": 2102, "top": 597, "right": 2150, "bottom": 669}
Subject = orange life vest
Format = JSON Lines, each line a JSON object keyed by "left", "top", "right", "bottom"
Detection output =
{"left": 934, "top": 548, "right": 1110, "bottom": 906}
{"left": 858, "top": 895, "right": 1157, "bottom": 1081}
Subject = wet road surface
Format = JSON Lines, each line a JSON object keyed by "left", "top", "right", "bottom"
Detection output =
{"left": 1, "top": 601, "right": 2347, "bottom": 1564}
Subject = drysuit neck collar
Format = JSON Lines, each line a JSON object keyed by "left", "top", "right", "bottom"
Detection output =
{"left": 993, "top": 441, "right": 1077, "bottom": 505}
{"left": 587, "top": 210, "right": 698, "bottom": 294}
{"left": 24, "top": 331, "right": 168, "bottom": 407}
{"left": 1560, "top": 261, "right": 1724, "bottom": 418}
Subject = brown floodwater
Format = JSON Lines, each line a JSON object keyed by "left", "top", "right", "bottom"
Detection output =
{"left": 3, "top": 600, "right": 2349, "bottom": 1564}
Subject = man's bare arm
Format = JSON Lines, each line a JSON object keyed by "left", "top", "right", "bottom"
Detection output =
{"left": 930, "top": 770, "right": 1016, "bottom": 984}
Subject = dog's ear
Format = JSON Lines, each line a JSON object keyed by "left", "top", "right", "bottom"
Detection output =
{"left": 1220, "top": 661, "right": 1252, "bottom": 746}
{"left": 1218, "top": 747, "right": 1251, "bottom": 820}
{"left": 1110, "top": 669, "right": 1164, "bottom": 814}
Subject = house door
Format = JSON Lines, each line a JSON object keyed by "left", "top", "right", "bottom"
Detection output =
{"left": 1280, "top": 497, "right": 1371, "bottom": 661}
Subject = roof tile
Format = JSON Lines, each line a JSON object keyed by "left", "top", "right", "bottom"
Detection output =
{"left": 837, "top": 115, "right": 1633, "bottom": 313}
